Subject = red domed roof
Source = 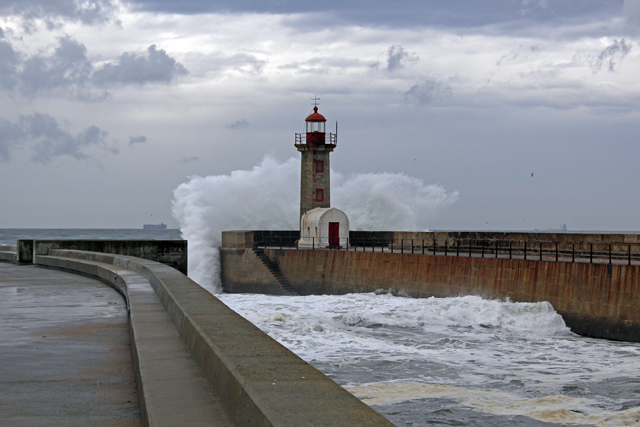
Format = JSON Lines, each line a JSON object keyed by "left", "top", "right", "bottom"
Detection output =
{"left": 305, "top": 106, "right": 326, "bottom": 122}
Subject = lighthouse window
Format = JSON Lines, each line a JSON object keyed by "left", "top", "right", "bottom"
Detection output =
{"left": 306, "top": 121, "right": 325, "bottom": 133}
{"left": 315, "top": 160, "right": 324, "bottom": 173}
{"left": 315, "top": 189, "right": 324, "bottom": 202}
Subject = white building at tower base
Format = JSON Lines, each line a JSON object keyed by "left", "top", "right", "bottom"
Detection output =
{"left": 298, "top": 207, "right": 349, "bottom": 249}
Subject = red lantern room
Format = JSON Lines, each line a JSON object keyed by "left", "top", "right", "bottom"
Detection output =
{"left": 295, "top": 105, "right": 337, "bottom": 147}
{"left": 305, "top": 106, "right": 326, "bottom": 144}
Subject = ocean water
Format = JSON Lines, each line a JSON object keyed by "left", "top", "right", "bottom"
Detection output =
{"left": 219, "top": 292, "right": 640, "bottom": 427}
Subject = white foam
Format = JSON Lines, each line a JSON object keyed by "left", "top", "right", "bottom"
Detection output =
{"left": 347, "top": 381, "right": 640, "bottom": 426}
{"left": 219, "top": 292, "right": 640, "bottom": 425}
{"left": 171, "top": 155, "right": 458, "bottom": 292}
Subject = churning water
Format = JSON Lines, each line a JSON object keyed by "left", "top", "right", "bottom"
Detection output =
{"left": 219, "top": 292, "right": 640, "bottom": 426}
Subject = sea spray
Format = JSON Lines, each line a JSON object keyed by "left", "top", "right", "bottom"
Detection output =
{"left": 172, "top": 155, "right": 459, "bottom": 292}
{"left": 333, "top": 171, "right": 459, "bottom": 231}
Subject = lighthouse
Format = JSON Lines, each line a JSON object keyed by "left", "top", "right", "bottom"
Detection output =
{"left": 295, "top": 101, "right": 349, "bottom": 249}
{"left": 295, "top": 103, "right": 337, "bottom": 218}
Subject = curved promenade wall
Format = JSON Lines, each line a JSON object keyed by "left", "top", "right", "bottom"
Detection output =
{"left": 220, "top": 231, "right": 640, "bottom": 342}
{"left": 30, "top": 249, "right": 393, "bottom": 427}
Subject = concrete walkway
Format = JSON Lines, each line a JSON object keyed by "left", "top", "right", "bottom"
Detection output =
{"left": 0, "top": 263, "right": 141, "bottom": 426}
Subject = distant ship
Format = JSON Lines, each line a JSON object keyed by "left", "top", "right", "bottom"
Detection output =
{"left": 143, "top": 223, "right": 167, "bottom": 230}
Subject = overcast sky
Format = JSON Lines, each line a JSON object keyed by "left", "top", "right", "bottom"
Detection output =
{"left": 1, "top": 0, "right": 639, "bottom": 231}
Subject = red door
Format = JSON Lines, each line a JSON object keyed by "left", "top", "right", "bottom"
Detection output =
{"left": 329, "top": 222, "right": 339, "bottom": 246}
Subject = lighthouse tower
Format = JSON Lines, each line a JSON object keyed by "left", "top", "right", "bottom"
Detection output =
{"left": 296, "top": 101, "right": 349, "bottom": 249}
{"left": 295, "top": 103, "right": 337, "bottom": 219}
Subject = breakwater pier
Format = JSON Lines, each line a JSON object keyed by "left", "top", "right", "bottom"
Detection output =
{"left": 221, "top": 230, "right": 640, "bottom": 342}
{"left": 0, "top": 239, "right": 393, "bottom": 426}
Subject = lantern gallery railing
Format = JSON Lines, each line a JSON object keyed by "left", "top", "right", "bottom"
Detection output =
{"left": 294, "top": 133, "right": 337, "bottom": 145}
{"left": 255, "top": 237, "right": 640, "bottom": 266}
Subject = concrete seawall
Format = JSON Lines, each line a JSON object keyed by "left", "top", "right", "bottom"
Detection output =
{"left": 2, "top": 245, "right": 393, "bottom": 426}
{"left": 220, "top": 231, "right": 640, "bottom": 342}
{"left": 15, "top": 239, "right": 188, "bottom": 275}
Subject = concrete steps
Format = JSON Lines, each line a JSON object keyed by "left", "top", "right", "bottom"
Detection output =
{"left": 253, "top": 248, "right": 298, "bottom": 295}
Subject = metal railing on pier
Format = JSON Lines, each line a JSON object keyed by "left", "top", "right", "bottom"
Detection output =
{"left": 255, "top": 236, "right": 640, "bottom": 266}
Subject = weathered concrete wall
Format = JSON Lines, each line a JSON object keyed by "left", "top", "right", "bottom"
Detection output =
{"left": 220, "top": 246, "right": 285, "bottom": 295}
{"left": 0, "top": 245, "right": 17, "bottom": 263}
{"left": 16, "top": 239, "right": 188, "bottom": 274}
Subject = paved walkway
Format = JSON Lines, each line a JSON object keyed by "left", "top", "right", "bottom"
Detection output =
{"left": 0, "top": 263, "right": 141, "bottom": 426}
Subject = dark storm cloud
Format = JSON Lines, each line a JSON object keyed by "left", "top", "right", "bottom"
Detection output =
{"left": 0, "top": 113, "right": 110, "bottom": 164}
{"left": 126, "top": 0, "right": 623, "bottom": 29}
{"left": 93, "top": 45, "right": 188, "bottom": 85}
{"left": 591, "top": 39, "right": 632, "bottom": 72}
{"left": 0, "top": 0, "right": 118, "bottom": 25}
{"left": 227, "top": 119, "right": 249, "bottom": 129}
{"left": 0, "top": 30, "right": 20, "bottom": 91}
{"left": 0, "top": 117, "right": 23, "bottom": 161}
{"left": 20, "top": 36, "right": 93, "bottom": 97}
{"left": 386, "top": 45, "right": 418, "bottom": 72}
{"left": 128, "top": 135, "right": 147, "bottom": 145}
{"left": 403, "top": 79, "right": 452, "bottom": 105}
{"left": 0, "top": 36, "right": 187, "bottom": 97}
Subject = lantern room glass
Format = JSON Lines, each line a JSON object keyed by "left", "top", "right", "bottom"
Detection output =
{"left": 306, "top": 121, "right": 325, "bottom": 133}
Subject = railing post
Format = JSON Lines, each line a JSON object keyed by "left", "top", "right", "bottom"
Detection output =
{"left": 539, "top": 242, "right": 542, "bottom": 261}
{"left": 401, "top": 239, "right": 404, "bottom": 254}
{"left": 590, "top": 243, "right": 593, "bottom": 264}
{"left": 509, "top": 241, "right": 512, "bottom": 259}
{"left": 481, "top": 241, "right": 485, "bottom": 258}
{"left": 411, "top": 239, "right": 414, "bottom": 254}
{"left": 524, "top": 242, "right": 527, "bottom": 260}
{"left": 555, "top": 242, "right": 558, "bottom": 262}
{"left": 629, "top": 245, "right": 632, "bottom": 265}
{"left": 572, "top": 243, "right": 575, "bottom": 262}
{"left": 495, "top": 240, "right": 498, "bottom": 258}
{"left": 609, "top": 244, "right": 612, "bottom": 265}
{"left": 445, "top": 240, "right": 448, "bottom": 256}
{"left": 312, "top": 237, "right": 315, "bottom": 250}
{"left": 391, "top": 240, "right": 394, "bottom": 254}
{"left": 433, "top": 239, "right": 436, "bottom": 256}
{"left": 469, "top": 240, "right": 472, "bottom": 257}
{"left": 456, "top": 240, "right": 460, "bottom": 256}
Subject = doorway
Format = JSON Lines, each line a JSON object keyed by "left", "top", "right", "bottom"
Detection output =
{"left": 329, "top": 222, "right": 339, "bottom": 247}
